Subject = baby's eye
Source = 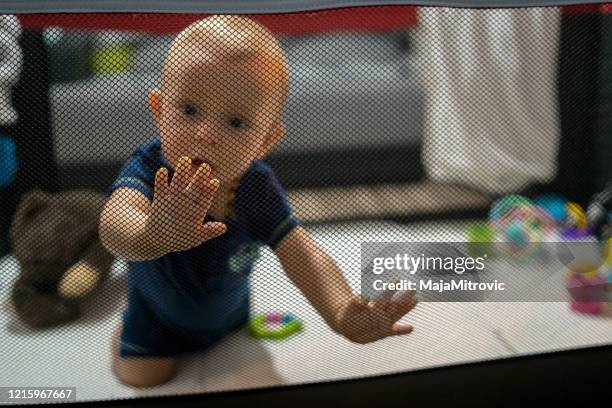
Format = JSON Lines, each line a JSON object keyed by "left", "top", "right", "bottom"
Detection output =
{"left": 181, "top": 104, "right": 198, "bottom": 116}
{"left": 228, "top": 117, "right": 247, "bottom": 129}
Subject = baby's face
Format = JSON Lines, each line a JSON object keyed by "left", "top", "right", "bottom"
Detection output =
{"left": 150, "top": 47, "right": 285, "bottom": 183}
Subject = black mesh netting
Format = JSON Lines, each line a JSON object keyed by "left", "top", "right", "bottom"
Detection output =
{"left": 0, "top": 5, "right": 611, "bottom": 403}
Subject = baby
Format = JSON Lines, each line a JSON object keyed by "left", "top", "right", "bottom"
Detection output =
{"left": 100, "top": 15, "right": 417, "bottom": 388}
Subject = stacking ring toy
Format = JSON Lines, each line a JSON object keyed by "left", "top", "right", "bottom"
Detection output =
{"left": 249, "top": 312, "right": 303, "bottom": 340}
{"left": 560, "top": 202, "right": 592, "bottom": 239}
{"left": 489, "top": 195, "right": 533, "bottom": 222}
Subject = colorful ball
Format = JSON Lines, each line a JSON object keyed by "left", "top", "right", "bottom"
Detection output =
{"left": 534, "top": 193, "right": 568, "bottom": 224}
{"left": 505, "top": 221, "right": 528, "bottom": 243}
{"left": 495, "top": 203, "right": 554, "bottom": 260}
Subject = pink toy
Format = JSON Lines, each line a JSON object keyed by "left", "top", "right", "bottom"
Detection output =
{"left": 267, "top": 311, "right": 283, "bottom": 324}
{"left": 566, "top": 271, "right": 607, "bottom": 315}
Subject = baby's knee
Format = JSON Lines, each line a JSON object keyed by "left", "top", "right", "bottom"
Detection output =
{"left": 111, "top": 322, "right": 177, "bottom": 388}
{"left": 112, "top": 361, "right": 176, "bottom": 388}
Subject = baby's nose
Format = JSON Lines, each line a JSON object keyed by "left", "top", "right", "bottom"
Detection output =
{"left": 194, "top": 124, "right": 218, "bottom": 145}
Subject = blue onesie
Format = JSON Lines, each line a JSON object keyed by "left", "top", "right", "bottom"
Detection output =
{"left": 109, "top": 135, "right": 300, "bottom": 357}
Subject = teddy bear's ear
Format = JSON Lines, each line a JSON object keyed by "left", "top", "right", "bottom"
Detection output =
{"left": 9, "top": 190, "right": 51, "bottom": 247}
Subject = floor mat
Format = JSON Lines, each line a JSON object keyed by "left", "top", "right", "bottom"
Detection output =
{"left": 0, "top": 219, "right": 608, "bottom": 402}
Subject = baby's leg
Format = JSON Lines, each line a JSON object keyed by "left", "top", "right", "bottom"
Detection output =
{"left": 111, "top": 321, "right": 177, "bottom": 388}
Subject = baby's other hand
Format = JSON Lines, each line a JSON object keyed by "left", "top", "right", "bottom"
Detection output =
{"left": 145, "top": 156, "right": 227, "bottom": 254}
{"left": 333, "top": 290, "right": 417, "bottom": 344}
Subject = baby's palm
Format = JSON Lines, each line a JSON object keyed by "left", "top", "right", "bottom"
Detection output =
{"left": 335, "top": 290, "right": 417, "bottom": 344}
{"left": 147, "top": 156, "right": 226, "bottom": 254}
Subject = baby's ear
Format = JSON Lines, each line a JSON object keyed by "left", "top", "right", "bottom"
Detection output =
{"left": 258, "top": 122, "right": 285, "bottom": 159}
{"left": 148, "top": 88, "right": 162, "bottom": 122}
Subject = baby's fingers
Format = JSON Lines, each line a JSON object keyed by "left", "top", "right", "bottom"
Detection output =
{"left": 154, "top": 167, "right": 170, "bottom": 198}
{"left": 390, "top": 322, "right": 414, "bottom": 336}
{"left": 170, "top": 156, "right": 192, "bottom": 192}
{"left": 193, "top": 178, "right": 221, "bottom": 224}
{"left": 388, "top": 298, "right": 418, "bottom": 322}
{"left": 186, "top": 163, "right": 212, "bottom": 195}
{"left": 196, "top": 221, "right": 227, "bottom": 243}
{"left": 368, "top": 283, "right": 399, "bottom": 312}
{"left": 369, "top": 287, "right": 396, "bottom": 306}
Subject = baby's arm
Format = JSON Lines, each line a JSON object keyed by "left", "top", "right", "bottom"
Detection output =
{"left": 275, "top": 226, "right": 417, "bottom": 344}
{"left": 274, "top": 225, "right": 355, "bottom": 332}
{"left": 241, "top": 162, "right": 416, "bottom": 342}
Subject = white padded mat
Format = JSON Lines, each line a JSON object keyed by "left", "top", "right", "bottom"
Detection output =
{"left": 1, "top": 219, "right": 610, "bottom": 402}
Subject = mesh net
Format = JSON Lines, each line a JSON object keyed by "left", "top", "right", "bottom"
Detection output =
{"left": 0, "top": 4, "right": 611, "bottom": 402}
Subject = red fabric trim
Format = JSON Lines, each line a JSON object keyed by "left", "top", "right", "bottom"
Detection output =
{"left": 17, "top": 7, "right": 417, "bottom": 35}
{"left": 561, "top": 5, "right": 604, "bottom": 14}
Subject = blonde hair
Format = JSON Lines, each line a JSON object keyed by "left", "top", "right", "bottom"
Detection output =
{"left": 161, "top": 15, "right": 289, "bottom": 122}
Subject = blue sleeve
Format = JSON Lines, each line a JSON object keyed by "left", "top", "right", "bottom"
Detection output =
{"left": 235, "top": 162, "right": 300, "bottom": 249}
{"left": 109, "top": 147, "right": 157, "bottom": 202}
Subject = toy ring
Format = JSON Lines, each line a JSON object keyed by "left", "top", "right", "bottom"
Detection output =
{"left": 565, "top": 202, "right": 588, "bottom": 230}
{"left": 249, "top": 312, "right": 303, "bottom": 340}
{"left": 489, "top": 195, "right": 533, "bottom": 222}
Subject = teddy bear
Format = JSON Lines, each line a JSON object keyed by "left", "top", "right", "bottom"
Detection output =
{"left": 9, "top": 189, "right": 114, "bottom": 329}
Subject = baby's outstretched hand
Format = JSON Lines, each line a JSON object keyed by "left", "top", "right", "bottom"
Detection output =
{"left": 145, "top": 156, "right": 227, "bottom": 255}
{"left": 333, "top": 289, "right": 417, "bottom": 344}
